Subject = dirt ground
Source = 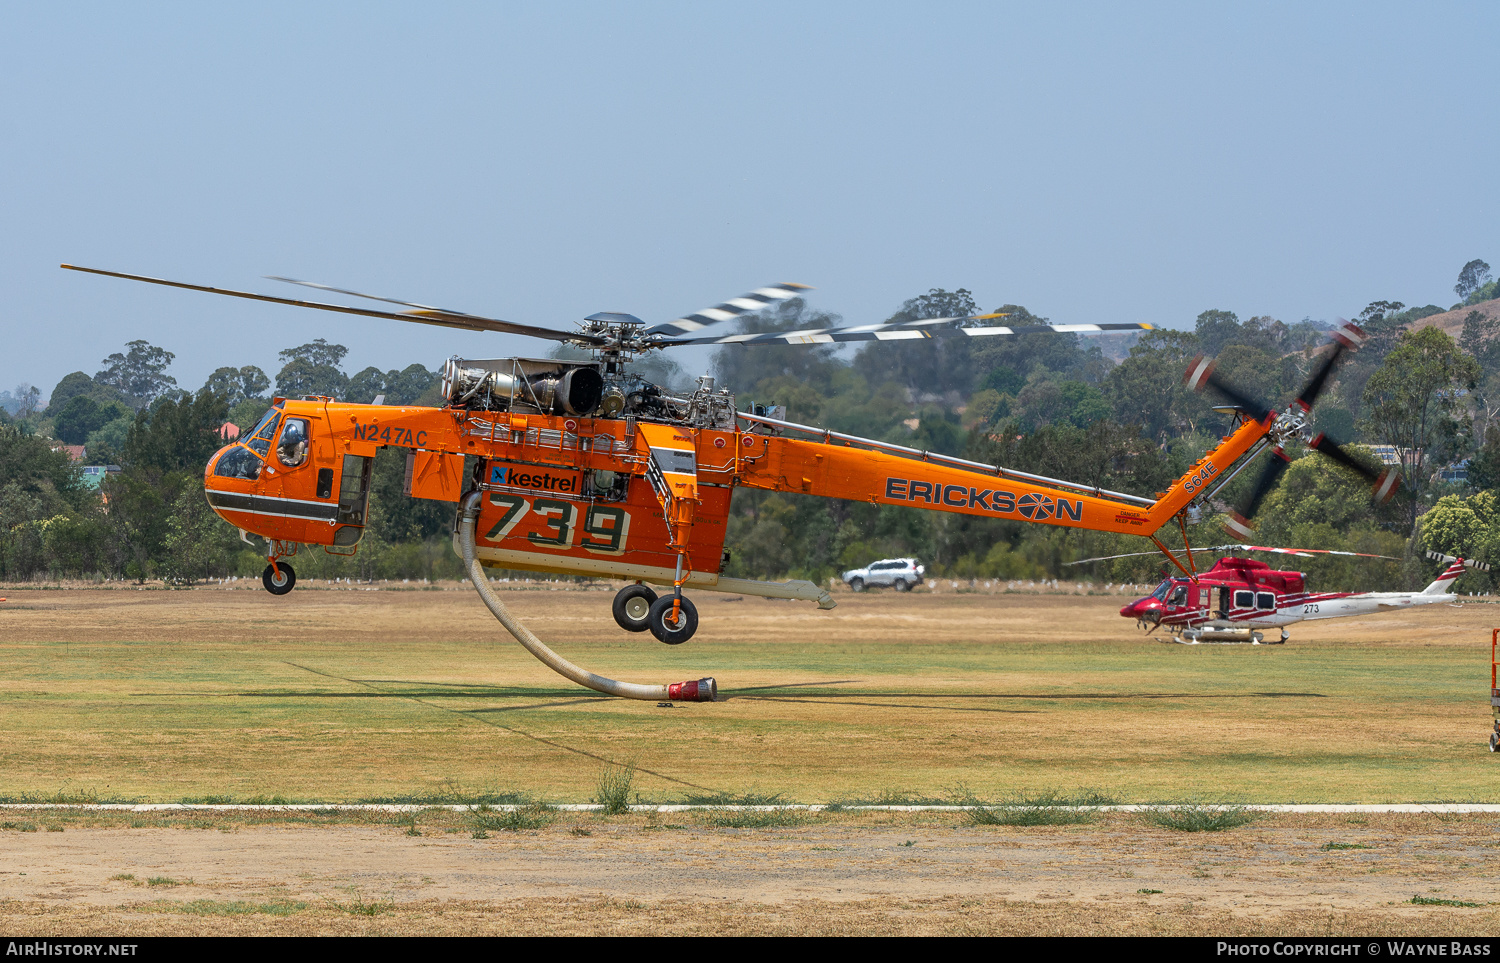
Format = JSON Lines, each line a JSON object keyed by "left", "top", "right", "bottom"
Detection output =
{"left": 2, "top": 582, "right": 1499, "bottom": 934}
{"left": 2, "top": 813, "right": 1499, "bottom": 935}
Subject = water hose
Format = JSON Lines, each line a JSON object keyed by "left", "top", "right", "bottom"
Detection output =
{"left": 457, "top": 491, "right": 717, "bottom": 702}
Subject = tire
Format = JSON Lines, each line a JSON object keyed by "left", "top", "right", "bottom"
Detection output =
{"left": 262, "top": 562, "right": 296, "bottom": 595}
{"left": 848, "top": 577, "right": 865, "bottom": 593}
{"left": 612, "top": 584, "right": 658, "bottom": 633}
{"left": 893, "top": 578, "right": 911, "bottom": 592}
{"left": 647, "top": 594, "right": 698, "bottom": 645}
{"left": 1490, "top": 731, "right": 1498, "bottom": 753}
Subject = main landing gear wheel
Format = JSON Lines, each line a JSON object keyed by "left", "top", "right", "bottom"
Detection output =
{"left": 612, "top": 584, "right": 658, "bottom": 633}
{"left": 262, "top": 562, "right": 296, "bottom": 595}
{"left": 647, "top": 594, "right": 698, "bottom": 645}
{"left": 848, "top": 578, "right": 865, "bottom": 593}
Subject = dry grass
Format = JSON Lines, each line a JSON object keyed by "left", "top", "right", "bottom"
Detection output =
{"left": 3, "top": 895, "right": 1499, "bottom": 937}
{"left": 0, "top": 587, "right": 1494, "bottom": 805}
{"left": 2, "top": 585, "right": 1498, "bottom": 935}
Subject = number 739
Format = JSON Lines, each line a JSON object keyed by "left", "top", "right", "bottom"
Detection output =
{"left": 482, "top": 493, "right": 630, "bottom": 555}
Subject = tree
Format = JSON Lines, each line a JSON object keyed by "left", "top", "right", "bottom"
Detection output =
{"left": 1456, "top": 259, "right": 1493, "bottom": 301}
{"left": 51, "top": 395, "right": 132, "bottom": 446}
{"left": 1460, "top": 309, "right": 1500, "bottom": 370}
{"left": 852, "top": 288, "right": 983, "bottom": 398}
{"left": 1101, "top": 329, "right": 1215, "bottom": 442}
{"left": 1193, "top": 309, "right": 1245, "bottom": 357}
{"left": 345, "top": 364, "right": 439, "bottom": 405}
{"left": 45, "top": 372, "right": 131, "bottom": 416}
{"left": 1253, "top": 448, "right": 1396, "bottom": 545}
{"left": 1360, "top": 327, "right": 1481, "bottom": 528}
{"left": 202, "top": 365, "right": 270, "bottom": 405}
{"left": 712, "top": 298, "right": 844, "bottom": 398}
{"left": 122, "top": 390, "right": 232, "bottom": 475}
{"left": 96, "top": 341, "right": 177, "bottom": 407}
{"left": 106, "top": 389, "right": 232, "bottom": 582}
{"left": 275, "top": 339, "right": 349, "bottom": 399}
{"left": 1421, "top": 491, "right": 1500, "bottom": 563}
{"left": 14, "top": 384, "right": 41, "bottom": 418}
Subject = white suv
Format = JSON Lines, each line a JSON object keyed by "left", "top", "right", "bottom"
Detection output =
{"left": 841, "top": 558, "right": 925, "bottom": 592}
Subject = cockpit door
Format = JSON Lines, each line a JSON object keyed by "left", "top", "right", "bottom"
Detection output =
{"left": 335, "top": 454, "right": 373, "bottom": 545}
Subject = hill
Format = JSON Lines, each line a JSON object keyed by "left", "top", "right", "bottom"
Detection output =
{"left": 1406, "top": 297, "right": 1500, "bottom": 337}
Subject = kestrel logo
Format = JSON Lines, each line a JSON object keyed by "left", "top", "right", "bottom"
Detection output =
{"left": 488, "top": 463, "right": 580, "bottom": 493}
{"left": 1017, "top": 493, "right": 1054, "bottom": 520}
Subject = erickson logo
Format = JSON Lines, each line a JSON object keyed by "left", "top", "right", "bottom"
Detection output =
{"left": 883, "top": 477, "right": 1082, "bottom": 522}
{"left": 1017, "top": 493, "right": 1054, "bottom": 520}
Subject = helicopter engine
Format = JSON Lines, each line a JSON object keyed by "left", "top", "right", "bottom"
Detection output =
{"left": 441, "top": 357, "right": 604, "bottom": 416}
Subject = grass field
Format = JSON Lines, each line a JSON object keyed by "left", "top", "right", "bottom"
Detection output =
{"left": 1, "top": 582, "right": 1496, "bottom": 804}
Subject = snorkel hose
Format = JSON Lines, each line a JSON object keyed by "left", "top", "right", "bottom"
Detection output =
{"left": 457, "top": 491, "right": 717, "bottom": 702}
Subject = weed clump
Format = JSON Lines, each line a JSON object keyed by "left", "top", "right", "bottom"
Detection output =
{"left": 1145, "top": 801, "right": 1256, "bottom": 833}
{"left": 327, "top": 896, "right": 395, "bottom": 916}
{"left": 595, "top": 763, "right": 635, "bottom": 815}
{"left": 699, "top": 808, "right": 807, "bottom": 829}
{"left": 469, "top": 802, "right": 555, "bottom": 836}
{"left": 681, "top": 791, "right": 786, "bottom": 807}
{"left": 1410, "top": 895, "right": 1482, "bottom": 908}
{"left": 144, "top": 899, "right": 308, "bottom": 916}
{"left": 955, "top": 788, "right": 1108, "bottom": 827}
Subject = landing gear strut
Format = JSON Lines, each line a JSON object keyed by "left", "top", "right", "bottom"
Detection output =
{"left": 648, "top": 594, "right": 698, "bottom": 644}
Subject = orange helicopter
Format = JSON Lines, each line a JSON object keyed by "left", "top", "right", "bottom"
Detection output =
{"left": 62, "top": 265, "right": 1398, "bottom": 646}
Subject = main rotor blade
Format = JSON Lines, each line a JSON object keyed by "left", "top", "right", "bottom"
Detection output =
{"left": 1066, "top": 543, "right": 1403, "bottom": 565}
{"left": 653, "top": 319, "right": 1151, "bottom": 348}
{"left": 642, "top": 283, "right": 813, "bottom": 338}
{"left": 61, "top": 265, "right": 607, "bottom": 346}
{"left": 1307, "top": 432, "right": 1400, "bottom": 503}
{"left": 1183, "top": 355, "right": 1274, "bottom": 422}
{"left": 267, "top": 276, "right": 489, "bottom": 320}
{"left": 1294, "top": 320, "right": 1365, "bottom": 411}
{"left": 1223, "top": 448, "right": 1291, "bottom": 539}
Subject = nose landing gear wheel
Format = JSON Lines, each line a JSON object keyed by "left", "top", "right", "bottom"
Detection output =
{"left": 612, "top": 584, "right": 658, "bottom": 633}
{"left": 647, "top": 594, "right": 698, "bottom": 645}
{"left": 262, "top": 562, "right": 296, "bottom": 595}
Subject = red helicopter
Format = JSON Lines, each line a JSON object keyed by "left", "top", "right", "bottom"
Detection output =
{"left": 1079, "top": 548, "right": 1485, "bottom": 644}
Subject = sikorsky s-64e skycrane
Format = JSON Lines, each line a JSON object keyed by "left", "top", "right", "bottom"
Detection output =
{"left": 63, "top": 265, "right": 1399, "bottom": 701}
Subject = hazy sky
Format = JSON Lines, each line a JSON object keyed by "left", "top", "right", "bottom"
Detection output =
{"left": 3, "top": 2, "right": 1497, "bottom": 402}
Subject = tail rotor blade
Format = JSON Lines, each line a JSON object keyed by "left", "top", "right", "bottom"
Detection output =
{"left": 1425, "top": 550, "right": 1490, "bottom": 572}
{"left": 1309, "top": 433, "right": 1401, "bottom": 503}
{"left": 1184, "top": 355, "right": 1274, "bottom": 422}
{"left": 1308, "top": 432, "right": 1376, "bottom": 481}
{"left": 1224, "top": 448, "right": 1290, "bottom": 539}
{"left": 1295, "top": 320, "right": 1365, "bottom": 411}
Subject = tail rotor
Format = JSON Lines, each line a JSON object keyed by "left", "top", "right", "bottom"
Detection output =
{"left": 1185, "top": 320, "right": 1400, "bottom": 536}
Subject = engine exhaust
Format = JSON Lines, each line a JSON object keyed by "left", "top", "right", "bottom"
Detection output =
{"left": 456, "top": 492, "right": 717, "bottom": 702}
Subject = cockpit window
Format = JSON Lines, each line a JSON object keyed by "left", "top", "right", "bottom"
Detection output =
{"left": 1169, "top": 585, "right": 1189, "bottom": 606}
{"left": 213, "top": 445, "right": 262, "bottom": 481}
{"left": 1150, "top": 580, "right": 1172, "bottom": 601}
{"left": 277, "top": 418, "right": 309, "bottom": 467}
{"left": 247, "top": 410, "right": 281, "bottom": 457}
